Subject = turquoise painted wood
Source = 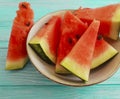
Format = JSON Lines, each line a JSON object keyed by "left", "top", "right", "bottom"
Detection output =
{"left": 0, "top": 0, "right": 120, "bottom": 99}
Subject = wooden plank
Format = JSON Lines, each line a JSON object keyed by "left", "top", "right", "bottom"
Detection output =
{"left": 1, "top": 48, "right": 120, "bottom": 85}
{"left": 0, "top": 84, "right": 120, "bottom": 99}
{"left": 0, "top": 41, "right": 8, "bottom": 48}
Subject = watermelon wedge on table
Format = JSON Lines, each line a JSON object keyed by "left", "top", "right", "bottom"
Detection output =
{"left": 55, "top": 11, "right": 88, "bottom": 74}
{"left": 74, "top": 3, "right": 120, "bottom": 40}
{"left": 29, "top": 16, "right": 62, "bottom": 64}
{"left": 6, "top": 2, "right": 34, "bottom": 70}
{"left": 61, "top": 20, "right": 100, "bottom": 81}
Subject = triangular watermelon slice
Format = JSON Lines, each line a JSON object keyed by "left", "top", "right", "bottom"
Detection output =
{"left": 91, "top": 36, "right": 118, "bottom": 69}
{"left": 55, "top": 11, "right": 88, "bottom": 73}
{"left": 6, "top": 2, "right": 34, "bottom": 70}
{"left": 29, "top": 16, "right": 62, "bottom": 64}
{"left": 74, "top": 3, "right": 120, "bottom": 40}
{"left": 61, "top": 20, "right": 100, "bottom": 81}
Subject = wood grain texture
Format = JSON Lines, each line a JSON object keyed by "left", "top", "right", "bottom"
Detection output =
{"left": 0, "top": 0, "right": 120, "bottom": 99}
{"left": 0, "top": 85, "right": 120, "bottom": 99}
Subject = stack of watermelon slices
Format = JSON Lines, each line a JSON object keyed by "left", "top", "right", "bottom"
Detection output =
{"left": 29, "top": 4, "right": 119, "bottom": 81}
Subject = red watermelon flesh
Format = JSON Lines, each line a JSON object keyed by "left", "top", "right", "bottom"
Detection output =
{"left": 55, "top": 11, "right": 88, "bottom": 73}
{"left": 6, "top": 2, "right": 34, "bottom": 70}
{"left": 61, "top": 20, "right": 100, "bottom": 81}
{"left": 29, "top": 16, "right": 62, "bottom": 64}
{"left": 74, "top": 3, "right": 120, "bottom": 40}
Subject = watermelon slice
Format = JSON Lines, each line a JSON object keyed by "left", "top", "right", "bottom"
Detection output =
{"left": 55, "top": 11, "right": 88, "bottom": 74}
{"left": 56, "top": 35, "right": 118, "bottom": 71}
{"left": 74, "top": 3, "right": 120, "bottom": 40}
{"left": 61, "top": 20, "right": 100, "bottom": 81}
{"left": 29, "top": 16, "right": 62, "bottom": 64}
{"left": 91, "top": 36, "right": 118, "bottom": 69}
{"left": 6, "top": 2, "right": 34, "bottom": 70}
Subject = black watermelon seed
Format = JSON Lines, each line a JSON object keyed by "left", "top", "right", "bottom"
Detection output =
{"left": 68, "top": 38, "right": 73, "bottom": 44}
{"left": 75, "top": 34, "right": 80, "bottom": 40}
{"left": 25, "top": 22, "right": 31, "bottom": 26}
{"left": 45, "top": 22, "right": 49, "bottom": 25}
{"left": 22, "top": 4, "right": 27, "bottom": 9}
{"left": 97, "top": 35, "right": 103, "bottom": 40}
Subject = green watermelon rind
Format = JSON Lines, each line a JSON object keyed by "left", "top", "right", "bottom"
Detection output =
{"left": 29, "top": 42, "right": 54, "bottom": 65}
{"left": 29, "top": 44, "right": 53, "bottom": 64}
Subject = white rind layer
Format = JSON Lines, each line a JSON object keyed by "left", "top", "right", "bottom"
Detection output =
{"left": 61, "top": 57, "right": 90, "bottom": 81}
{"left": 6, "top": 57, "right": 28, "bottom": 70}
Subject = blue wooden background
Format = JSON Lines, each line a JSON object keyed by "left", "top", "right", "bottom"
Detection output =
{"left": 0, "top": 0, "right": 120, "bottom": 99}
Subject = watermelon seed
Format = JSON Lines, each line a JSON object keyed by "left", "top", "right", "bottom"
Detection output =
{"left": 97, "top": 35, "right": 103, "bottom": 40}
{"left": 68, "top": 38, "right": 73, "bottom": 44}
{"left": 75, "top": 34, "right": 80, "bottom": 40}
{"left": 25, "top": 22, "right": 31, "bottom": 26}
{"left": 45, "top": 22, "right": 48, "bottom": 25}
{"left": 22, "top": 3, "right": 27, "bottom": 9}
{"left": 74, "top": 13, "right": 77, "bottom": 16}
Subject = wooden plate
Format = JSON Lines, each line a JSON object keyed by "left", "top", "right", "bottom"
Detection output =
{"left": 26, "top": 10, "right": 120, "bottom": 86}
